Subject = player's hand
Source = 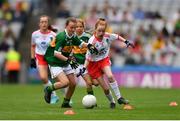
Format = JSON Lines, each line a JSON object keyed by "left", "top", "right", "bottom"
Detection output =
{"left": 125, "top": 40, "right": 135, "bottom": 48}
{"left": 67, "top": 56, "right": 79, "bottom": 69}
{"left": 30, "top": 58, "right": 36, "bottom": 68}
{"left": 87, "top": 44, "right": 98, "bottom": 55}
{"left": 50, "top": 37, "right": 56, "bottom": 47}
{"left": 77, "top": 67, "right": 86, "bottom": 77}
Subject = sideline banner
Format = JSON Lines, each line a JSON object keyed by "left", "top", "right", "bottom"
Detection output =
{"left": 114, "top": 72, "right": 180, "bottom": 88}
{"left": 113, "top": 66, "right": 180, "bottom": 88}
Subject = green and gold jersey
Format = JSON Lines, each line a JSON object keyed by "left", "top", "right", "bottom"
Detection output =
{"left": 44, "top": 30, "right": 82, "bottom": 67}
{"left": 73, "top": 32, "right": 91, "bottom": 64}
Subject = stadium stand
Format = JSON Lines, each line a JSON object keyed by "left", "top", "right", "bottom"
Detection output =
{"left": 54, "top": 0, "right": 180, "bottom": 67}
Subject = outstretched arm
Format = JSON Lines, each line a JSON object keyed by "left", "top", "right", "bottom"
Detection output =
{"left": 117, "top": 35, "right": 134, "bottom": 48}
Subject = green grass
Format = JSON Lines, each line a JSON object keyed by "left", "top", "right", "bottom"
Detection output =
{"left": 0, "top": 84, "right": 180, "bottom": 120}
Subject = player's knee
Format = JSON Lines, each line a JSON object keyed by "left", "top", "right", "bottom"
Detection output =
{"left": 40, "top": 76, "right": 48, "bottom": 82}
{"left": 107, "top": 75, "right": 115, "bottom": 83}
{"left": 93, "top": 82, "right": 99, "bottom": 86}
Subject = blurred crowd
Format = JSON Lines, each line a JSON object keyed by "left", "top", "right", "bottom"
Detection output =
{"left": 0, "top": 0, "right": 32, "bottom": 83}
{"left": 54, "top": 0, "right": 180, "bottom": 67}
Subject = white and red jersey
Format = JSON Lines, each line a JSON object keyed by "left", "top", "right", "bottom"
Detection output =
{"left": 86, "top": 32, "right": 119, "bottom": 62}
{"left": 31, "top": 30, "right": 56, "bottom": 55}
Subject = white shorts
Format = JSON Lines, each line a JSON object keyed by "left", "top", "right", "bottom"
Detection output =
{"left": 49, "top": 65, "right": 75, "bottom": 79}
{"left": 75, "top": 64, "right": 88, "bottom": 76}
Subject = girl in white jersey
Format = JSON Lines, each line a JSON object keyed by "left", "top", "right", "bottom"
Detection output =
{"left": 85, "top": 18, "right": 134, "bottom": 108}
{"left": 31, "top": 15, "right": 59, "bottom": 104}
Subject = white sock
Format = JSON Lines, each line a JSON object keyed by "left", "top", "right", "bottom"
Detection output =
{"left": 43, "top": 80, "right": 52, "bottom": 88}
{"left": 110, "top": 81, "right": 121, "bottom": 99}
{"left": 106, "top": 90, "right": 115, "bottom": 103}
{"left": 44, "top": 80, "right": 57, "bottom": 96}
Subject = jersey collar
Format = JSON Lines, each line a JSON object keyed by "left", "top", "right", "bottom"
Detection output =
{"left": 94, "top": 34, "right": 102, "bottom": 42}
{"left": 39, "top": 30, "right": 51, "bottom": 34}
{"left": 65, "top": 29, "right": 74, "bottom": 38}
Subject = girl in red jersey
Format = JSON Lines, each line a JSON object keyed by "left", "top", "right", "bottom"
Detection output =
{"left": 85, "top": 18, "right": 134, "bottom": 108}
{"left": 31, "top": 15, "right": 59, "bottom": 104}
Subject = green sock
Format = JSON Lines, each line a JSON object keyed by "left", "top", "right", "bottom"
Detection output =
{"left": 87, "top": 90, "right": 94, "bottom": 95}
{"left": 47, "top": 84, "right": 55, "bottom": 92}
{"left": 63, "top": 98, "right": 70, "bottom": 104}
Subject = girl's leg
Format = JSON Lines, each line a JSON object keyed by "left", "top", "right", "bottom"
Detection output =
{"left": 37, "top": 65, "right": 49, "bottom": 85}
{"left": 44, "top": 71, "right": 69, "bottom": 104}
{"left": 82, "top": 73, "right": 94, "bottom": 95}
{"left": 38, "top": 65, "right": 59, "bottom": 104}
{"left": 61, "top": 73, "right": 76, "bottom": 108}
{"left": 92, "top": 79, "right": 99, "bottom": 86}
{"left": 102, "top": 66, "right": 129, "bottom": 104}
{"left": 76, "top": 65, "right": 94, "bottom": 95}
{"left": 96, "top": 76, "right": 116, "bottom": 108}
{"left": 60, "top": 87, "right": 74, "bottom": 105}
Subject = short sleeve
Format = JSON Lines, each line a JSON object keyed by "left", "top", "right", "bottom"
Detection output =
{"left": 109, "top": 33, "right": 119, "bottom": 42}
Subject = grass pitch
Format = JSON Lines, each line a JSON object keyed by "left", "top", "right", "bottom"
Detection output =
{"left": 0, "top": 84, "right": 180, "bottom": 120}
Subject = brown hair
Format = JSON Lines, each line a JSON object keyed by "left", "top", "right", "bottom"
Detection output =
{"left": 65, "top": 17, "right": 77, "bottom": 27}
{"left": 39, "top": 15, "right": 50, "bottom": 23}
{"left": 39, "top": 15, "right": 57, "bottom": 33}
{"left": 48, "top": 25, "right": 58, "bottom": 33}
{"left": 95, "top": 18, "right": 107, "bottom": 29}
{"left": 76, "top": 18, "right": 85, "bottom": 28}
